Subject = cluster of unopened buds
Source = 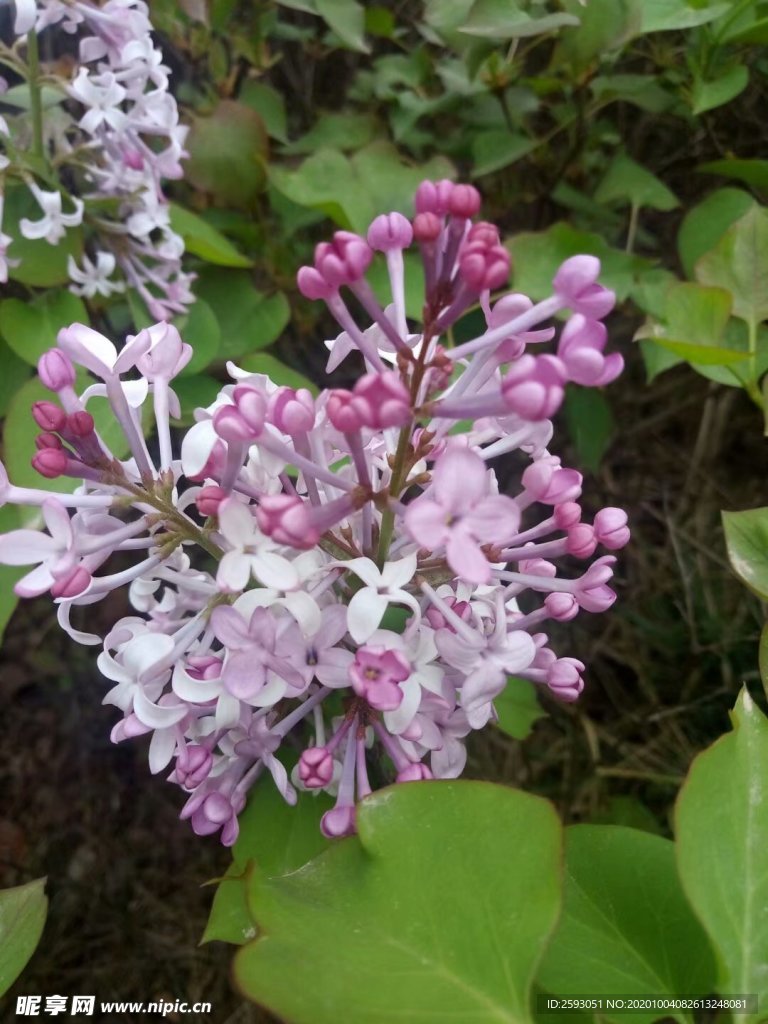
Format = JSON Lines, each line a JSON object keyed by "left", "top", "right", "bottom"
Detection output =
{"left": 0, "top": 179, "right": 628, "bottom": 844}
{"left": 1, "top": 0, "right": 192, "bottom": 317}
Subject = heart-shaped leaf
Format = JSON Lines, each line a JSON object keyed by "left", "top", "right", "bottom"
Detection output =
{"left": 0, "top": 878, "right": 48, "bottom": 996}
{"left": 722, "top": 507, "right": 768, "bottom": 600}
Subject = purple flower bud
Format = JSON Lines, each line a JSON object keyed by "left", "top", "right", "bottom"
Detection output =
{"left": 176, "top": 745, "right": 213, "bottom": 789}
{"left": 566, "top": 523, "right": 597, "bottom": 558}
{"left": 574, "top": 556, "right": 617, "bottom": 613}
{"left": 502, "top": 354, "right": 566, "bottom": 422}
{"left": 327, "top": 389, "right": 363, "bottom": 433}
{"left": 268, "top": 387, "right": 315, "bottom": 435}
{"left": 553, "top": 256, "right": 615, "bottom": 319}
{"left": 299, "top": 746, "right": 334, "bottom": 788}
{"left": 32, "top": 448, "right": 68, "bottom": 479}
{"left": 547, "top": 657, "right": 585, "bottom": 701}
{"left": 448, "top": 184, "right": 481, "bottom": 219}
{"left": 412, "top": 212, "right": 442, "bottom": 243}
{"left": 212, "top": 406, "right": 256, "bottom": 443}
{"left": 38, "top": 349, "right": 76, "bottom": 391}
{"left": 32, "top": 401, "right": 66, "bottom": 433}
{"left": 315, "top": 232, "right": 373, "bottom": 288}
{"left": 233, "top": 385, "right": 267, "bottom": 434}
{"left": 554, "top": 501, "right": 582, "bottom": 529}
{"left": 397, "top": 762, "right": 433, "bottom": 782}
{"left": 415, "top": 179, "right": 454, "bottom": 215}
{"left": 522, "top": 459, "right": 582, "bottom": 505}
{"left": 594, "top": 508, "right": 630, "bottom": 550}
{"left": 257, "top": 494, "right": 317, "bottom": 550}
{"left": 297, "top": 265, "right": 333, "bottom": 300}
{"left": 67, "top": 411, "right": 95, "bottom": 438}
{"left": 196, "top": 485, "right": 228, "bottom": 518}
{"left": 352, "top": 372, "right": 411, "bottom": 429}
{"left": 35, "top": 432, "right": 63, "bottom": 451}
{"left": 367, "top": 212, "right": 413, "bottom": 252}
{"left": 545, "top": 592, "right": 579, "bottom": 622}
{"left": 321, "top": 804, "right": 356, "bottom": 838}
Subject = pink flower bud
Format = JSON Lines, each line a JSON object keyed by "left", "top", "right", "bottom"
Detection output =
{"left": 415, "top": 179, "right": 454, "bottom": 215}
{"left": 321, "top": 804, "right": 356, "bottom": 838}
{"left": 212, "top": 406, "right": 256, "bottom": 443}
{"left": 554, "top": 501, "right": 582, "bottom": 529}
{"left": 502, "top": 354, "right": 566, "bottom": 422}
{"left": 547, "top": 658, "right": 585, "bottom": 701}
{"left": 522, "top": 459, "right": 582, "bottom": 505}
{"left": 196, "top": 485, "right": 228, "bottom": 517}
{"left": 268, "top": 387, "right": 315, "bottom": 435}
{"left": 412, "top": 212, "right": 442, "bottom": 243}
{"left": 327, "top": 389, "right": 363, "bottom": 433}
{"left": 32, "top": 448, "right": 68, "bottom": 479}
{"left": 50, "top": 565, "right": 91, "bottom": 599}
{"left": 38, "top": 349, "right": 76, "bottom": 391}
{"left": 32, "top": 401, "right": 66, "bottom": 432}
{"left": 67, "top": 411, "right": 95, "bottom": 437}
{"left": 367, "top": 212, "right": 413, "bottom": 252}
{"left": 35, "top": 432, "right": 63, "bottom": 451}
{"left": 176, "top": 745, "right": 213, "bottom": 789}
{"left": 545, "top": 592, "right": 579, "bottom": 622}
{"left": 553, "top": 256, "right": 615, "bottom": 319}
{"left": 256, "top": 494, "right": 318, "bottom": 550}
{"left": 353, "top": 371, "right": 411, "bottom": 429}
{"left": 448, "top": 184, "right": 481, "bottom": 219}
{"left": 233, "top": 385, "right": 267, "bottom": 434}
{"left": 297, "top": 265, "right": 333, "bottom": 301}
{"left": 315, "top": 232, "right": 373, "bottom": 288}
{"left": 299, "top": 746, "right": 334, "bottom": 788}
{"left": 519, "top": 557, "right": 557, "bottom": 578}
{"left": 574, "top": 556, "right": 617, "bottom": 613}
{"left": 135, "top": 322, "right": 191, "bottom": 380}
{"left": 566, "top": 523, "right": 597, "bottom": 558}
{"left": 594, "top": 507, "right": 630, "bottom": 549}
{"left": 397, "top": 762, "right": 433, "bottom": 782}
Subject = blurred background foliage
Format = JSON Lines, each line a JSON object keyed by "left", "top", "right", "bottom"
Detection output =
{"left": 3, "top": 0, "right": 768, "bottom": 1019}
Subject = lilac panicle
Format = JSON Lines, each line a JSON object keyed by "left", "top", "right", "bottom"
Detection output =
{"left": 0, "top": 179, "right": 627, "bottom": 844}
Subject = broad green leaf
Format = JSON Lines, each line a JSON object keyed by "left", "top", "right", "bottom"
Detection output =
{"left": 269, "top": 143, "right": 453, "bottom": 234}
{"left": 638, "top": 340, "right": 683, "bottom": 382}
{"left": 1, "top": 84, "right": 63, "bottom": 109}
{"left": 590, "top": 796, "right": 662, "bottom": 835}
{"left": 238, "top": 81, "right": 288, "bottom": 143}
{"left": 423, "top": 0, "right": 475, "bottom": 35}
{"left": 590, "top": 74, "right": 675, "bottom": 113}
{"left": 537, "top": 826, "right": 717, "bottom": 1024}
{"left": 194, "top": 269, "right": 290, "bottom": 360}
{"left": 594, "top": 153, "right": 678, "bottom": 212}
{"left": 640, "top": 0, "right": 730, "bottom": 32}
{"left": 4, "top": 186, "right": 83, "bottom": 288}
{"left": 283, "top": 113, "right": 378, "bottom": 155}
{"left": 316, "top": 0, "right": 369, "bottom": 51}
{"left": 692, "top": 65, "right": 749, "bottom": 115}
{"left": 458, "top": 0, "right": 579, "bottom": 39}
{"left": 176, "top": 299, "right": 221, "bottom": 376}
{"left": 564, "top": 386, "right": 614, "bottom": 473}
{"left": 185, "top": 100, "right": 268, "bottom": 207}
{"left": 471, "top": 131, "right": 535, "bottom": 178}
{"left": 507, "top": 222, "right": 651, "bottom": 303}
{"left": 494, "top": 677, "right": 546, "bottom": 741}
{"left": 0, "top": 339, "right": 31, "bottom": 417}
{"left": 169, "top": 204, "right": 253, "bottom": 268}
{"left": 696, "top": 206, "right": 768, "bottom": 327}
{"left": 722, "top": 507, "right": 768, "bottom": 600}
{"left": 172, "top": 374, "right": 222, "bottom": 424}
{"left": 0, "top": 292, "right": 89, "bottom": 367}
{"left": 235, "top": 781, "right": 562, "bottom": 1024}
{"left": 237, "top": 353, "right": 318, "bottom": 395}
{"left": 0, "top": 505, "right": 23, "bottom": 643}
{"left": 650, "top": 339, "right": 749, "bottom": 365}
{"left": 554, "top": 0, "right": 642, "bottom": 73}
{"left": 0, "top": 878, "right": 48, "bottom": 996}
{"left": 698, "top": 159, "right": 768, "bottom": 193}
{"left": 204, "top": 775, "right": 332, "bottom": 945}
{"left": 676, "top": 689, "right": 768, "bottom": 1018}
{"left": 677, "top": 188, "right": 755, "bottom": 279}
{"left": 760, "top": 624, "right": 768, "bottom": 696}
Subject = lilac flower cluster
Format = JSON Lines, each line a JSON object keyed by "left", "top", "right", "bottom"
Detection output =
{"left": 1, "top": 0, "right": 192, "bottom": 316}
{"left": 0, "top": 180, "right": 628, "bottom": 844}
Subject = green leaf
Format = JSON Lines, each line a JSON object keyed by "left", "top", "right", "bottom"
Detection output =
{"left": 696, "top": 206, "right": 768, "bottom": 327}
{"left": 722, "top": 507, "right": 768, "bottom": 599}
{"left": 507, "top": 222, "right": 651, "bottom": 303}
{"left": 563, "top": 386, "right": 614, "bottom": 473}
{"left": 759, "top": 624, "right": 768, "bottom": 696}
{"left": 185, "top": 100, "right": 268, "bottom": 207}
{"left": 641, "top": 0, "right": 730, "bottom": 32}
{"left": 315, "top": 0, "right": 369, "bottom": 51}
{"left": 677, "top": 188, "right": 755, "bottom": 279}
{"left": 269, "top": 143, "right": 454, "bottom": 235}
{"left": 537, "top": 826, "right": 717, "bottom": 1024}
{"left": 175, "top": 299, "right": 221, "bottom": 376}
{"left": 594, "top": 153, "right": 678, "bottom": 212}
{"left": 4, "top": 186, "right": 84, "bottom": 288}
{"left": 235, "top": 781, "right": 562, "bottom": 1023}
{"left": 366, "top": 250, "right": 425, "bottom": 322}
{"left": 0, "top": 339, "right": 31, "bottom": 417}
{"left": 171, "top": 374, "right": 222, "bottom": 424}
{"left": 194, "top": 269, "right": 290, "bottom": 360}
{"left": 204, "top": 776, "right": 333, "bottom": 945}
{"left": 471, "top": 131, "right": 535, "bottom": 178}
{"left": 0, "top": 292, "right": 89, "bottom": 367}
{"left": 650, "top": 339, "right": 749, "bottom": 365}
{"left": 458, "top": 0, "right": 579, "bottom": 39}
{"left": 238, "top": 81, "right": 288, "bottom": 143}
{"left": 554, "top": 0, "right": 642, "bottom": 73}
{"left": 692, "top": 65, "right": 749, "bottom": 115}
{"left": 169, "top": 204, "right": 253, "bottom": 268}
{"left": 698, "top": 159, "right": 768, "bottom": 192}
{"left": 0, "top": 878, "right": 48, "bottom": 996}
{"left": 494, "top": 677, "right": 546, "bottom": 741}
{"left": 237, "top": 353, "right": 318, "bottom": 394}
{"left": 1, "top": 84, "right": 64, "bottom": 110}
{"left": 283, "top": 113, "right": 378, "bottom": 155}
{"left": 590, "top": 74, "right": 675, "bottom": 113}
{"left": 676, "top": 688, "right": 768, "bottom": 1019}
{"left": 590, "top": 796, "right": 662, "bottom": 835}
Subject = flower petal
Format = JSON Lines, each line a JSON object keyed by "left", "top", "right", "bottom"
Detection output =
{"left": 347, "top": 588, "right": 388, "bottom": 644}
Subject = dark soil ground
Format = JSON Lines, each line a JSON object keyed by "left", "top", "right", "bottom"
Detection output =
{"left": 1, "top": 324, "right": 766, "bottom": 1023}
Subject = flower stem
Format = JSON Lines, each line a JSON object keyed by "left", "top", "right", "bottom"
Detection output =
{"left": 26, "top": 30, "right": 45, "bottom": 162}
